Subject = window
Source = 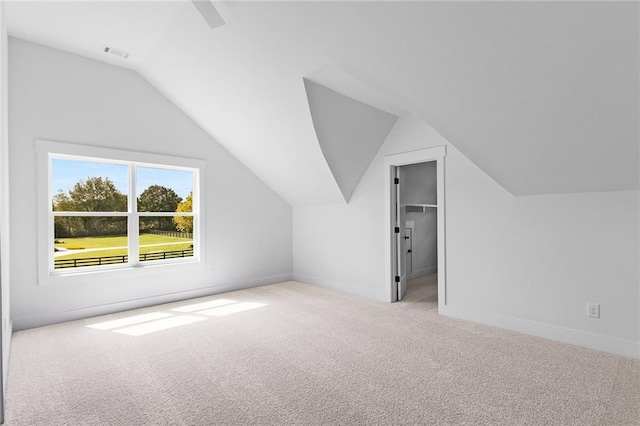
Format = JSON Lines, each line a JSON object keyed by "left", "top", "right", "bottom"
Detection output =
{"left": 37, "top": 141, "right": 205, "bottom": 282}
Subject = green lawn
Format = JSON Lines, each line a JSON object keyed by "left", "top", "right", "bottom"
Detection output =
{"left": 55, "top": 234, "right": 192, "bottom": 250}
{"left": 54, "top": 233, "right": 193, "bottom": 262}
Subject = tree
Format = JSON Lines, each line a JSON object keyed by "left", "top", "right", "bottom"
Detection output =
{"left": 65, "top": 177, "right": 127, "bottom": 212}
{"left": 173, "top": 192, "right": 193, "bottom": 233}
{"left": 52, "top": 190, "right": 74, "bottom": 211}
{"left": 53, "top": 177, "right": 127, "bottom": 237}
{"left": 137, "top": 185, "right": 183, "bottom": 231}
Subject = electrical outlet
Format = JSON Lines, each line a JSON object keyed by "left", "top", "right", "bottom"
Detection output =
{"left": 587, "top": 303, "right": 600, "bottom": 318}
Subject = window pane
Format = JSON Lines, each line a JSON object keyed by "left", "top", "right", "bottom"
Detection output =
{"left": 137, "top": 167, "right": 193, "bottom": 212}
{"left": 54, "top": 217, "right": 128, "bottom": 269}
{"left": 139, "top": 218, "right": 194, "bottom": 262}
{"left": 52, "top": 159, "right": 128, "bottom": 212}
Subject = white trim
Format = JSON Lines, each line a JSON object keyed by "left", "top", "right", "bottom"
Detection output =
{"left": 407, "top": 266, "right": 437, "bottom": 280}
{"left": 50, "top": 212, "right": 194, "bottom": 217}
{"left": 12, "top": 274, "right": 293, "bottom": 331}
{"left": 128, "top": 162, "right": 139, "bottom": 269}
{"left": 36, "top": 139, "right": 206, "bottom": 284}
{"left": 136, "top": 212, "right": 193, "bottom": 217}
{"left": 44, "top": 260, "right": 205, "bottom": 286}
{"left": 36, "top": 140, "right": 205, "bottom": 170}
{"left": 292, "top": 273, "right": 388, "bottom": 302}
{"left": 50, "top": 212, "right": 130, "bottom": 217}
{"left": 2, "top": 321, "right": 10, "bottom": 396}
{"left": 383, "top": 146, "right": 446, "bottom": 309}
{"left": 440, "top": 304, "right": 640, "bottom": 359}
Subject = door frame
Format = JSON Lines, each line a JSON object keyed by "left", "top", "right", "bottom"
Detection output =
{"left": 384, "top": 146, "right": 446, "bottom": 310}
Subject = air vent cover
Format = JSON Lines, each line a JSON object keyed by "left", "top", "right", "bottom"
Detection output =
{"left": 103, "top": 45, "right": 131, "bottom": 59}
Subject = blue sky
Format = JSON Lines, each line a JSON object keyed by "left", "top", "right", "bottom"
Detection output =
{"left": 52, "top": 159, "right": 194, "bottom": 199}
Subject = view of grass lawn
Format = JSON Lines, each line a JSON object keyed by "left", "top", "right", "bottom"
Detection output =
{"left": 55, "top": 234, "right": 191, "bottom": 250}
{"left": 56, "top": 248, "right": 128, "bottom": 260}
{"left": 55, "top": 233, "right": 193, "bottom": 262}
{"left": 51, "top": 170, "right": 196, "bottom": 269}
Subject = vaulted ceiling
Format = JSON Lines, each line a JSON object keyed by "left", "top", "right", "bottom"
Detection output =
{"left": 7, "top": 1, "right": 639, "bottom": 205}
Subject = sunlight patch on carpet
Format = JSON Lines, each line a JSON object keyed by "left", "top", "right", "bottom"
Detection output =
{"left": 198, "top": 302, "right": 267, "bottom": 317}
{"left": 87, "top": 312, "right": 174, "bottom": 330}
{"left": 114, "top": 316, "right": 207, "bottom": 336}
{"left": 171, "top": 299, "right": 237, "bottom": 313}
{"left": 86, "top": 299, "right": 269, "bottom": 336}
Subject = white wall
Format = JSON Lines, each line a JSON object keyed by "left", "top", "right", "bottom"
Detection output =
{"left": 293, "top": 114, "right": 639, "bottom": 358}
{"left": 0, "top": 2, "right": 8, "bottom": 420}
{"left": 637, "top": 2, "right": 640, "bottom": 365}
{"left": 9, "top": 38, "right": 292, "bottom": 330}
{"left": 401, "top": 162, "right": 437, "bottom": 276}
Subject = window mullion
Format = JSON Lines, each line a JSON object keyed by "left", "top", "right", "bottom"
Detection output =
{"left": 52, "top": 211, "right": 130, "bottom": 217}
{"left": 129, "top": 164, "right": 139, "bottom": 266}
{"left": 48, "top": 154, "right": 54, "bottom": 273}
{"left": 137, "top": 212, "right": 194, "bottom": 217}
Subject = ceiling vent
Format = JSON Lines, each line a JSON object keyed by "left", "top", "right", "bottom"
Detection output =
{"left": 103, "top": 45, "right": 131, "bottom": 59}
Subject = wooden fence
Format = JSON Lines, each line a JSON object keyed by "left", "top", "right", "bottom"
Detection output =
{"left": 145, "top": 229, "right": 193, "bottom": 239}
{"left": 55, "top": 248, "right": 194, "bottom": 269}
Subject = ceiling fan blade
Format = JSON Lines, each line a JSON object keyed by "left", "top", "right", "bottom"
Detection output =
{"left": 191, "top": 0, "right": 225, "bottom": 29}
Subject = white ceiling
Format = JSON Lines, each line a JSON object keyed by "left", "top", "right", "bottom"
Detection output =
{"left": 6, "top": 1, "right": 639, "bottom": 205}
{"left": 6, "top": 1, "right": 187, "bottom": 70}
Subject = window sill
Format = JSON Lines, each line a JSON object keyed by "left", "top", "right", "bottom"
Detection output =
{"left": 39, "top": 259, "right": 206, "bottom": 286}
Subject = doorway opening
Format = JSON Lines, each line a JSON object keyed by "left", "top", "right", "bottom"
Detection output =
{"left": 383, "top": 146, "right": 446, "bottom": 310}
{"left": 396, "top": 161, "right": 438, "bottom": 304}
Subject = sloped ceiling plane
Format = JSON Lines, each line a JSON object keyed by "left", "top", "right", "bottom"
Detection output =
{"left": 6, "top": 1, "right": 639, "bottom": 205}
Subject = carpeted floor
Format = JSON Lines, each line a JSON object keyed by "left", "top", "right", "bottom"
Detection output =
{"left": 5, "top": 276, "right": 640, "bottom": 425}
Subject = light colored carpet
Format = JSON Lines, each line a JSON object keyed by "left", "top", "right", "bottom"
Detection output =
{"left": 5, "top": 276, "right": 640, "bottom": 425}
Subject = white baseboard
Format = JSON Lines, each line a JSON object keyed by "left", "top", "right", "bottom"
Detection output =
{"left": 440, "top": 304, "right": 640, "bottom": 360}
{"left": 12, "top": 273, "right": 292, "bottom": 331}
{"left": 2, "top": 319, "right": 11, "bottom": 411}
{"left": 408, "top": 266, "right": 437, "bottom": 280}
{"left": 0, "top": 319, "right": 12, "bottom": 424}
{"left": 292, "top": 273, "right": 388, "bottom": 302}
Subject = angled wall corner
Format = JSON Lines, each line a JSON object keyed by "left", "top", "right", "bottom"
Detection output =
{"left": 303, "top": 78, "right": 398, "bottom": 202}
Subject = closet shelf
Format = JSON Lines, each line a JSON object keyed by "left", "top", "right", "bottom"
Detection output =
{"left": 404, "top": 204, "right": 437, "bottom": 213}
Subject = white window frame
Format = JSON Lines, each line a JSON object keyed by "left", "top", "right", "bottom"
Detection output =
{"left": 36, "top": 140, "right": 206, "bottom": 285}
